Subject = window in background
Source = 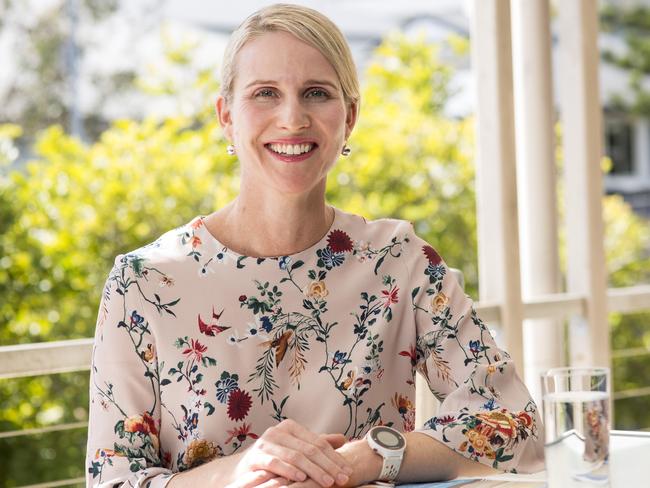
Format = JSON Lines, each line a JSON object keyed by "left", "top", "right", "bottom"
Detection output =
{"left": 605, "top": 114, "right": 636, "bottom": 175}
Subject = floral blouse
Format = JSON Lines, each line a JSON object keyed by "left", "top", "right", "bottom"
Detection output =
{"left": 86, "top": 207, "right": 544, "bottom": 487}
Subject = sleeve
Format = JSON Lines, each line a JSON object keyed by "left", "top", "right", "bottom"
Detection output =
{"left": 408, "top": 235, "right": 545, "bottom": 474}
{"left": 86, "top": 255, "right": 176, "bottom": 487}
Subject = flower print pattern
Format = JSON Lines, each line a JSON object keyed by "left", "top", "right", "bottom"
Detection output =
{"left": 227, "top": 389, "right": 253, "bottom": 421}
{"left": 140, "top": 343, "right": 156, "bottom": 363}
{"left": 182, "top": 339, "right": 208, "bottom": 363}
{"left": 303, "top": 280, "right": 329, "bottom": 299}
{"left": 422, "top": 245, "right": 442, "bottom": 266}
{"left": 182, "top": 439, "right": 220, "bottom": 467}
{"left": 225, "top": 423, "right": 259, "bottom": 446}
{"left": 317, "top": 246, "right": 345, "bottom": 270}
{"left": 215, "top": 372, "right": 239, "bottom": 404}
{"left": 327, "top": 229, "right": 353, "bottom": 253}
{"left": 86, "top": 209, "right": 543, "bottom": 487}
{"left": 392, "top": 393, "right": 415, "bottom": 431}
{"left": 431, "top": 292, "right": 448, "bottom": 314}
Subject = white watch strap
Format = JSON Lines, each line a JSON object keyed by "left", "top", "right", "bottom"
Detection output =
{"left": 378, "top": 454, "right": 402, "bottom": 481}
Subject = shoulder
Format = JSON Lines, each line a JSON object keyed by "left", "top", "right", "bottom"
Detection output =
{"left": 109, "top": 216, "right": 205, "bottom": 276}
{"left": 334, "top": 208, "right": 440, "bottom": 263}
{"left": 333, "top": 207, "right": 414, "bottom": 243}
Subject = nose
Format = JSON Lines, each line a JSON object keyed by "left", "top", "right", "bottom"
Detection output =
{"left": 276, "top": 96, "right": 310, "bottom": 131}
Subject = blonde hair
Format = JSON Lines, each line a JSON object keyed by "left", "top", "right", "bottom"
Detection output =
{"left": 220, "top": 3, "right": 360, "bottom": 109}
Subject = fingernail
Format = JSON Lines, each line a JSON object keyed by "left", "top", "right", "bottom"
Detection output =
{"left": 343, "top": 466, "right": 353, "bottom": 475}
{"left": 337, "top": 473, "right": 349, "bottom": 484}
{"left": 296, "top": 471, "right": 307, "bottom": 481}
{"left": 323, "top": 474, "right": 335, "bottom": 486}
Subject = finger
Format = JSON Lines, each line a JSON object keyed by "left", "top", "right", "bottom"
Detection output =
{"left": 278, "top": 421, "right": 353, "bottom": 473}
{"left": 256, "top": 477, "right": 291, "bottom": 488}
{"left": 265, "top": 435, "right": 348, "bottom": 488}
{"left": 248, "top": 450, "right": 309, "bottom": 483}
{"left": 320, "top": 433, "right": 347, "bottom": 449}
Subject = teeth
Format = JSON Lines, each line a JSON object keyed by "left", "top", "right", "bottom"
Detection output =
{"left": 269, "top": 143, "right": 314, "bottom": 155}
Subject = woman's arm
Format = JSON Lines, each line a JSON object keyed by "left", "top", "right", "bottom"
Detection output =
{"left": 337, "top": 431, "right": 497, "bottom": 486}
{"left": 166, "top": 422, "right": 353, "bottom": 488}
{"left": 286, "top": 432, "right": 497, "bottom": 488}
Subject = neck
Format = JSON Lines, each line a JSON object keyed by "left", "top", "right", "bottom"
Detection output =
{"left": 206, "top": 187, "right": 334, "bottom": 258}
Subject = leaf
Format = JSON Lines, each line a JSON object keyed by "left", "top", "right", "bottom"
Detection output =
{"left": 291, "top": 260, "right": 304, "bottom": 270}
{"left": 373, "top": 254, "right": 386, "bottom": 275}
{"left": 160, "top": 379, "right": 172, "bottom": 386}
{"left": 411, "top": 287, "right": 420, "bottom": 300}
{"left": 204, "top": 401, "right": 215, "bottom": 415}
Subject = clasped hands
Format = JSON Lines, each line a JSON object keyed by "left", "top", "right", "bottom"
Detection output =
{"left": 227, "top": 419, "right": 379, "bottom": 488}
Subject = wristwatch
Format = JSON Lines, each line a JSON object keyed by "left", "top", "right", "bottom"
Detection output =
{"left": 365, "top": 426, "right": 407, "bottom": 482}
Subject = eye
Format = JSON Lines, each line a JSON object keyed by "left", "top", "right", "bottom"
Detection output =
{"left": 254, "top": 88, "right": 277, "bottom": 98}
{"left": 306, "top": 88, "right": 330, "bottom": 99}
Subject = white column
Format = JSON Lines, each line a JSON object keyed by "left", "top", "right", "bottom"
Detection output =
{"left": 470, "top": 0, "right": 524, "bottom": 373}
{"left": 511, "top": 0, "right": 564, "bottom": 401}
{"left": 557, "top": 0, "right": 611, "bottom": 369}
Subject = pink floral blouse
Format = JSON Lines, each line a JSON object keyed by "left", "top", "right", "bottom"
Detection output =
{"left": 86, "top": 208, "right": 544, "bottom": 487}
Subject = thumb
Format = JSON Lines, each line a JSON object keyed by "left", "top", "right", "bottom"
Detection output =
{"left": 321, "top": 433, "right": 348, "bottom": 449}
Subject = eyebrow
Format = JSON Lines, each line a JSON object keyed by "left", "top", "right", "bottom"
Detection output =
{"left": 244, "top": 79, "right": 341, "bottom": 90}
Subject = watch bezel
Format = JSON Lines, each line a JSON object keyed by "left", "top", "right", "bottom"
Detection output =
{"left": 367, "top": 426, "right": 406, "bottom": 452}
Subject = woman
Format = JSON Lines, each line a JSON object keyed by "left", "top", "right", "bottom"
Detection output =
{"left": 85, "top": 4, "right": 544, "bottom": 487}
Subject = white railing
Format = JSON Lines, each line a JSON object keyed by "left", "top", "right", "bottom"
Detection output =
{"left": 2, "top": 285, "right": 648, "bottom": 381}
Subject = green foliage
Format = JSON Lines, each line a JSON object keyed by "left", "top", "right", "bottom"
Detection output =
{"left": 0, "top": 0, "right": 131, "bottom": 140}
{"left": 601, "top": 4, "right": 650, "bottom": 115}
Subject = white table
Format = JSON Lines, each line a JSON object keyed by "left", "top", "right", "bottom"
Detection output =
{"left": 398, "top": 430, "right": 650, "bottom": 487}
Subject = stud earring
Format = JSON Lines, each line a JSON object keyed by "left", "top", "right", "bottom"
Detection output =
{"left": 226, "top": 144, "right": 236, "bottom": 155}
{"left": 341, "top": 144, "right": 351, "bottom": 156}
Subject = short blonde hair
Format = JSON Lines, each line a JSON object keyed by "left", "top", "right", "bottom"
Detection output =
{"left": 220, "top": 3, "right": 360, "bottom": 109}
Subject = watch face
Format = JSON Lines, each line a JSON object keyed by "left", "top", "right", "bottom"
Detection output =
{"left": 369, "top": 426, "right": 406, "bottom": 451}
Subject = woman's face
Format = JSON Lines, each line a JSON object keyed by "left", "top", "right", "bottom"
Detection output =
{"left": 217, "top": 30, "right": 357, "bottom": 197}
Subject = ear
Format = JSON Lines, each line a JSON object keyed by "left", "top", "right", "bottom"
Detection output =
{"left": 344, "top": 101, "right": 358, "bottom": 140}
{"left": 216, "top": 95, "right": 234, "bottom": 141}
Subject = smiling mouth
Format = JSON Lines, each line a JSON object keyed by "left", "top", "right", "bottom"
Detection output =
{"left": 265, "top": 142, "right": 317, "bottom": 156}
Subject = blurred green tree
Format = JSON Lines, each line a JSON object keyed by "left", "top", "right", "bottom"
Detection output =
{"left": 0, "top": 0, "right": 140, "bottom": 142}
{"left": 601, "top": 3, "right": 650, "bottom": 115}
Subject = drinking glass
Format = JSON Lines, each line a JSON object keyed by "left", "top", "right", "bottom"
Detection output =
{"left": 541, "top": 367, "right": 610, "bottom": 487}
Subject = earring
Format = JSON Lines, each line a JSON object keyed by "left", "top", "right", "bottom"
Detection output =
{"left": 341, "top": 144, "right": 351, "bottom": 156}
{"left": 226, "top": 144, "right": 236, "bottom": 155}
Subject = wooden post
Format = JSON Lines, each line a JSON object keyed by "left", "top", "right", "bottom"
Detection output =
{"left": 557, "top": 0, "right": 610, "bottom": 370}
{"left": 511, "top": 0, "right": 564, "bottom": 401}
{"left": 470, "top": 0, "right": 524, "bottom": 373}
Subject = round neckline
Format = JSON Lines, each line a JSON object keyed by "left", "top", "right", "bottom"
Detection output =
{"left": 196, "top": 206, "right": 339, "bottom": 261}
